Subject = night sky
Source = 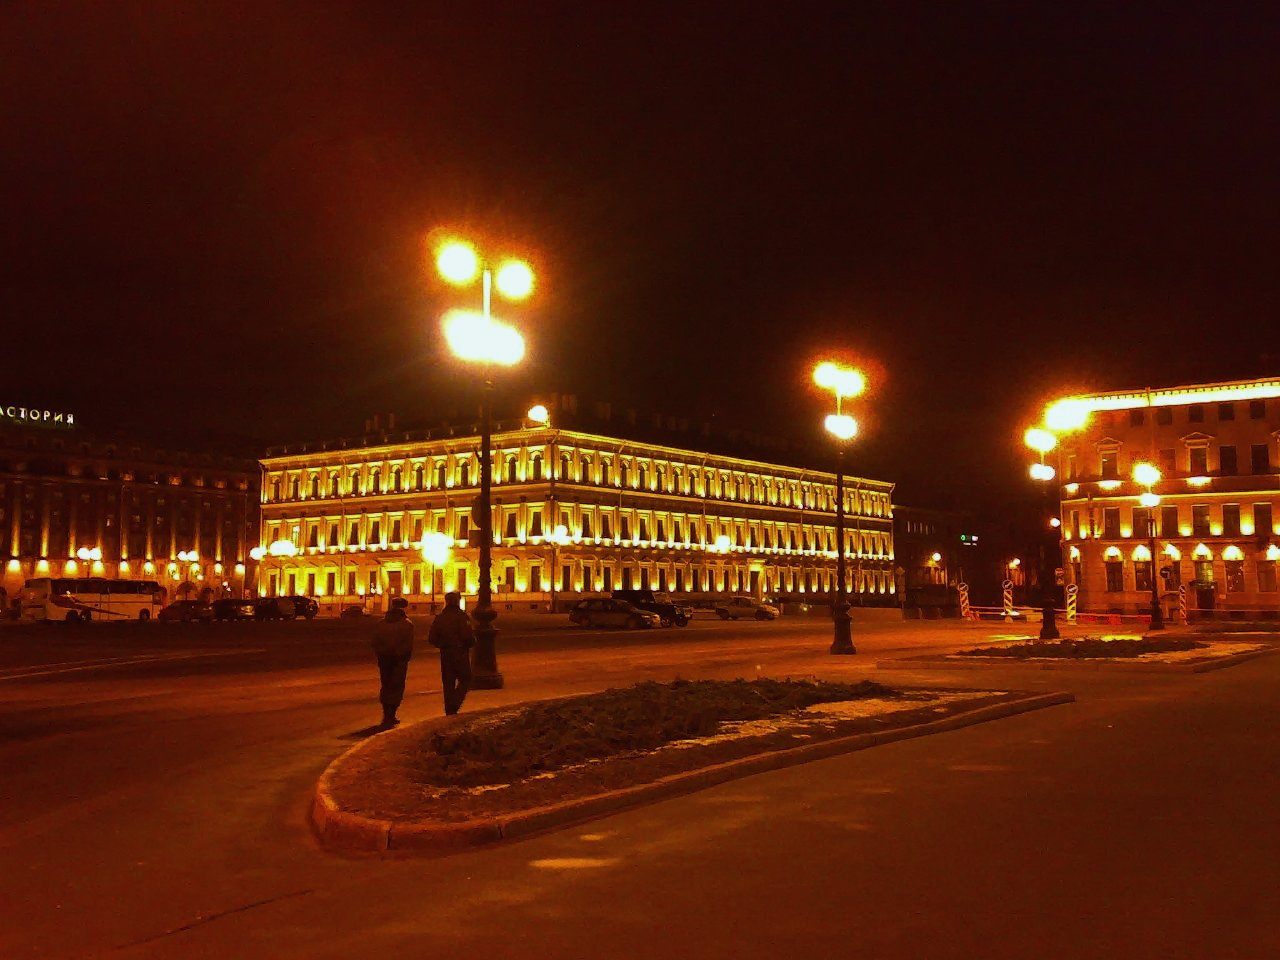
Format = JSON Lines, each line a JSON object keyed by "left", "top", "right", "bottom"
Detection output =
{"left": 4, "top": 3, "right": 1279, "bottom": 510}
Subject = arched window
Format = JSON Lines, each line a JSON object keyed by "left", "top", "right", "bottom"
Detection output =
{"left": 459, "top": 461, "right": 470, "bottom": 487}
{"left": 289, "top": 476, "right": 299, "bottom": 499}
{"left": 531, "top": 454, "right": 543, "bottom": 480}
{"left": 505, "top": 456, "right": 518, "bottom": 483}
{"left": 370, "top": 468, "right": 381, "bottom": 493}
{"left": 639, "top": 466, "right": 649, "bottom": 489}
{"left": 270, "top": 479, "right": 281, "bottom": 501}
{"left": 436, "top": 462, "right": 447, "bottom": 488}
{"left": 620, "top": 462, "right": 629, "bottom": 487}
{"left": 601, "top": 461, "right": 611, "bottom": 486}
{"left": 414, "top": 465, "right": 424, "bottom": 490}
{"left": 560, "top": 453, "right": 571, "bottom": 479}
{"left": 391, "top": 468, "right": 402, "bottom": 492}
{"left": 328, "top": 474, "right": 339, "bottom": 498}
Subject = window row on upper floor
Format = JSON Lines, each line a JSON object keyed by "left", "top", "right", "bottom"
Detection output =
{"left": 1066, "top": 500, "right": 1278, "bottom": 541}
{"left": 1103, "top": 397, "right": 1275, "bottom": 428}
{"left": 1065, "top": 438, "right": 1276, "bottom": 481}
{"left": 264, "top": 450, "right": 891, "bottom": 516}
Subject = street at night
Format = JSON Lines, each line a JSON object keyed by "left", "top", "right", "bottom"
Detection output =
{"left": 3, "top": 617, "right": 1277, "bottom": 958}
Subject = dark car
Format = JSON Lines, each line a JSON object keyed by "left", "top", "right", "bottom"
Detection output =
{"left": 610, "top": 589, "right": 691, "bottom": 627}
{"left": 211, "top": 598, "right": 256, "bottom": 621}
{"left": 158, "top": 600, "right": 214, "bottom": 623}
{"left": 254, "top": 595, "right": 320, "bottom": 621}
{"left": 568, "top": 598, "right": 661, "bottom": 629}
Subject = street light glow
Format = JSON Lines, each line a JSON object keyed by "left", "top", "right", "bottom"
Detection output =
{"left": 1138, "top": 491, "right": 1161, "bottom": 508}
{"left": 443, "top": 309, "right": 525, "bottom": 366}
{"left": 813, "top": 362, "right": 866, "bottom": 398}
{"left": 824, "top": 413, "right": 858, "bottom": 441}
{"left": 436, "top": 240, "right": 480, "bottom": 285}
{"left": 420, "top": 531, "right": 453, "bottom": 566}
{"left": 1029, "top": 462, "right": 1056, "bottom": 481}
{"left": 527, "top": 403, "right": 550, "bottom": 425}
{"left": 548, "top": 524, "right": 571, "bottom": 546}
{"left": 1044, "top": 398, "right": 1092, "bottom": 433}
{"left": 1024, "top": 427, "right": 1057, "bottom": 454}
{"left": 494, "top": 259, "right": 535, "bottom": 300}
{"left": 1132, "top": 462, "right": 1161, "bottom": 487}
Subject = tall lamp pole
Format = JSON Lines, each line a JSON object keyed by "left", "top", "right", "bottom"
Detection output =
{"left": 814, "top": 361, "right": 866, "bottom": 656}
{"left": 1025, "top": 427, "right": 1062, "bottom": 640}
{"left": 435, "top": 237, "right": 535, "bottom": 690}
{"left": 1133, "top": 462, "right": 1165, "bottom": 630}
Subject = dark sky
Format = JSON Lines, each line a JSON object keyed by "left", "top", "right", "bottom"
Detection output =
{"left": 3, "top": 2, "right": 1279, "bottom": 509}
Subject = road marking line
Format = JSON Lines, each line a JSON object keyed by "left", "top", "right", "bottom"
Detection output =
{"left": 0, "top": 649, "right": 266, "bottom": 682}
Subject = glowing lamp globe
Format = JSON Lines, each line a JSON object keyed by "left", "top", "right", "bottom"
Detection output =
{"left": 549, "top": 524, "right": 571, "bottom": 546}
{"left": 1029, "top": 462, "right": 1056, "bottom": 482}
{"left": 824, "top": 413, "right": 858, "bottom": 441}
{"left": 495, "top": 259, "right": 535, "bottom": 300}
{"left": 436, "top": 240, "right": 480, "bottom": 285}
{"left": 527, "top": 403, "right": 550, "bottom": 425}
{"left": 442, "top": 309, "right": 525, "bottom": 366}
{"left": 813, "top": 362, "right": 866, "bottom": 398}
{"left": 1044, "top": 398, "right": 1091, "bottom": 433}
{"left": 1023, "top": 427, "right": 1057, "bottom": 454}
{"left": 713, "top": 534, "right": 732, "bottom": 553}
{"left": 1132, "top": 462, "right": 1162, "bottom": 487}
{"left": 1138, "top": 491, "right": 1161, "bottom": 508}
{"left": 420, "top": 531, "right": 453, "bottom": 566}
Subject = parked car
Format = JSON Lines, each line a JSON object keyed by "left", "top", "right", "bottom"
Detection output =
{"left": 714, "top": 596, "right": 781, "bottom": 621}
{"left": 339, "top": 605, "right": 368, "bottom": 620}
{"left": 158, "top": 600, "right": 214, "bottom": 623}
{"left": 611, "top": 589, "right": 692, "bottom": 627}
{"left": 253, "top": 595, "right": 319, "bottom": 621}
{"left": 211, "top": 598, "right": 256, "bottom": 621}
{"left": 568, "top": 598, "right": 661, "bottom": 629}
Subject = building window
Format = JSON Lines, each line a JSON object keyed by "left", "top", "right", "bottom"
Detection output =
{"left": 601, "top": 462, "right": 611, "bottom": 486}
{"left": 1160, "top": 506, "right": 1179, "bottom": 538}
{"left": 289, "top": 477, "right": 300, "bottom": 499}
{"left": 505, "top": 456, "right": 517, "bottom": 483}
{"left": 1251, "top": 444, "right": 1271, "bottom": 474}
{"left": 1219, "top": 446, "right": 1238, "bottom": 475}
{"left": 1135, "top": 560, "right": 1152, "bottom": 592}
{"left": 1132, "top": 507, "right": 1150, "bottom": 538}
{"left": 1156, "top": 407, "right": 1173, "bottom": 425}
{"left": 531, "top": 454, "right": 543, "bottom": 480}
{"left": 503, "top": 512, "right": 517, "bottom": 540}
{"left": 1192, "top": 505, "right": 1211, "bottom": 537}
{"left": 530, "top": 565, "right": 542, "bottom": 591}
{"left": 581, "top": 513, "right": 593, "bottom": 538}
{"left": 561, "top": 564, "right": 572, "bottom": 592}
{"left": 307, "top": 526, "right": 319, "bottom": 548}
{"left": 370, "top": 521, "right": 381, "bottom": 543}
{"left": 391, "top": 519, "right": 402, "bottom": 543}
{"left": 1128, "top": 408, "right": 1144, "bottom": 426}
{"left": 529, "top": 510, "right": 543, "bottom": 537}
{"left": 346, "top": 571, "right": 357, "bottom": 596}
{"left": 436, "top": 463, "right": 447, "bottom": 488}
{"left": 1225, "top": 560, "right": 1245, "bottom": 593}
{"left": 1188, "top": 404, "right": 1204, "bottom": 423}
{"left": 1103, "top": 507, "right": 1121, "bottom": 539}
{"left": 1100, "top": 453, "right": 1118, "bottom": 479}
{"left": 459, "top": 462, "right": 471, "bottom": 486}
{"left": 1222, "top": 504, "right": 1241, "bottom": 537}
{"left": 1194, "top": 560, "right": 1214, "bottom": 584}
{"left": 1255, "top": 503, "right": 1274, "bottom": 536}
{"left": 639, "top": 518, "right": 649, "bottom": 541}
{"left": 1259, "top": 561, "right": 1278, "bottom": 593}
{"left": 456, "top": 516, "right": 469, "bottom": 540}
{"left": 456, "top": 567, "right": 468, "bottom": 594}
{"left": 1188, "top": 447, "right": 1208, "bottom": 475}
{"left": 1218, "top": 402, "right": 1235, "bottom": 421}
{"left": 1250, "top": 399, "right": 1267, "bottom": 419}
{"left": 1105, "top": 560, "right": 1124, "bottom": 592}
{"left": 348, "top": 521, "right": 359, "bottom": 545}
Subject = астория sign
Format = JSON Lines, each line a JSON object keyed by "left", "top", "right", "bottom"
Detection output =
{"left": 1, "top": 405, "right": 75, "bottom": 428}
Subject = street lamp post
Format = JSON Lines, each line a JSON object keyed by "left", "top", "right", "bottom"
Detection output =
{"left": 1025, "top": 427, "right": 1061, "bottom": 640}
{"left": 1133, "top": 462, "right": 1165, "bottom": 631}
{"left": 435, "top": 238, "right": 534, "bottom": 690}
{"left": 547, "top": 523, "right": 570, "bottom": 613}
{"left": 813, "top": 362, "right": 866, "bottom": 655}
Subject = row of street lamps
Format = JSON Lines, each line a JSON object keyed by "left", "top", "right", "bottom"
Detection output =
{"left": 433, "top": 233, "right": 872, "bottom": 682}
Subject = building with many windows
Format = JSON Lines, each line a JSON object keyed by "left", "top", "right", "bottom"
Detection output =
{"left": 0, "top": 421, "right": 260, "bottom": 603}
{"left": 258, "top": 421, "right": 896, "bottom": 613}
{"left": 1051, "top": 377, "right": 1280, "bottom": 616}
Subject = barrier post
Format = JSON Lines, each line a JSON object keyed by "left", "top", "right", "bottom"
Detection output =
{"left": 1002, "top": 579, "right": 1014, "bottom": 621}
{"left": 957, "top": 582, "right": 971, "bottom": 620}
{"left": 1178, "top": 584, "right": 1188, "bottom": 625}
{"left": 1065, "top": 583, "right": 1078, "bottom": 624}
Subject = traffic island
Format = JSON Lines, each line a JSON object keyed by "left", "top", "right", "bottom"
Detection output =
{"left": 312, "top": 678, "right": 1073, "bottom": 854}
{"left": 877, "top": 635, "right": 1277, "bottom": 673}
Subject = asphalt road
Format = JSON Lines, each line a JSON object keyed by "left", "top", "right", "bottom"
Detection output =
{"left": 2, "top": 615, "right": 1277, "bottom": 959}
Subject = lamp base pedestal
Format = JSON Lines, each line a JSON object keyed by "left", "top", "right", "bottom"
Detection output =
{"left": 830, "top": 600, "right": 856, "bottom": 655}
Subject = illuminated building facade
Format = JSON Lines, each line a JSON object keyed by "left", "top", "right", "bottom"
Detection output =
{"left": 258, "top": 424, "right": 896, "bottom": 613}
{"left": 0, "top": 424, "right": 259, "bottom": 601}
{"left": 1052, "top": 377, "right": 1280, "bottom": 615}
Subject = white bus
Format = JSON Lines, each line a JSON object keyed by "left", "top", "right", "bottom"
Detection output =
{"left": 19, "top": 577, "right": 165, "bottom": 623}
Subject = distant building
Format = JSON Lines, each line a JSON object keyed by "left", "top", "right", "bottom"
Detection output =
{"left": 257, "top": 416, "right": 896, "bottom": 613}
{"left": 0, "top": 418, "right": 260, "bottom": 602}
{"left": 1052, "top": 377, "right": 1280, "bottom": 616}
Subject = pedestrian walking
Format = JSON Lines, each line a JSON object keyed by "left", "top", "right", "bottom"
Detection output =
{"left": 371, "top": 597, "right": 414, "bottom": 728}
{"left": 428, "top": 591, "right": 474, "bottom": 715}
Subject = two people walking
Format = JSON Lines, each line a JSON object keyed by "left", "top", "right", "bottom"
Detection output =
{"left": 370, "top": 592, "right": 474, "bottom": 728}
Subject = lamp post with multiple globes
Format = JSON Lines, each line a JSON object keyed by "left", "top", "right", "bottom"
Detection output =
{"left": 1132, "top": 461, "right": 1166, "bottom": 630}
{"left": 434, "top": 237, "right": 535, "bottom": 690}
{"left": 813, "top": 361, "right": 866, "bottom": 655}
{"left": 1024, "top": 426, "right": 1062, "bottom": 640}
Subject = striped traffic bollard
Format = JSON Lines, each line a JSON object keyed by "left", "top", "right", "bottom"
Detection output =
{"left": 1178, "top": 584, "right": 1188, "bottom": 625}
{"left": 1065, "top": 583, "right": 1078, "bottom": 624}
{"left": 957, "top": 582, "right": 971, "bottom": 620}
{"left": 1002, "top": 579, "right": 1014, "bottom": 621}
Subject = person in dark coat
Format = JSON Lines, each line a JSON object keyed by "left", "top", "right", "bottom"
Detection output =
{"left": 371, "top": 597, "right": 414, "bottom": 727}
{"left": 428, "top": 591, "right": 474, "bottom": 715}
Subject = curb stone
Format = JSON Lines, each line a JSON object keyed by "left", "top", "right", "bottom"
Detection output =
{"left": 311, "top": 690, "right": 1075, "bottom": 854}
{"left": 875, "top": 645, "right": 1278, "bottom": 674}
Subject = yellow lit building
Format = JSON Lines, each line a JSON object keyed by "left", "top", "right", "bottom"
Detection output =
{"left": 1051, "top": 377, "right": 1280, "bottom": 616}
{"left": 258, "top": 425, "right": 896, "bottom": 613}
